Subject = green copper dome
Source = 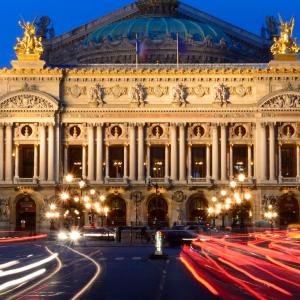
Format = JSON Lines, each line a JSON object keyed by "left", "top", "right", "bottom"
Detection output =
{"left": 84, "top": 16, "right": 231, "bottom": 45}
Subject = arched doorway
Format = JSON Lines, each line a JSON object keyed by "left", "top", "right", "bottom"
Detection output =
{"left": 187, "top": 193, "right": 208, "bottom": 222}
{"left": 107, "top": 196, "right": 126, "bottom": 226}
{"left": 16, "top": 196, "right": 36, "bottom": 231}
{"left": 279, "top": 193, "right": 300, "bottom": 226}
{"left": 148, "top": 196, "right": 168, "bottom": 228}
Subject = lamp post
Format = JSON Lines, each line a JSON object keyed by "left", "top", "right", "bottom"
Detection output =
{"left": 131, "top": 191, "right": 142, "bottom": 226}
{"left": 264, "top": 204, "right": 278, "bottom": 229}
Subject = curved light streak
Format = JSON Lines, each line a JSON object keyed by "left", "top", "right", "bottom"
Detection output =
{"left": 0, "top": 234, "right": 47, "bottom": 243}
{"left": 0, "top": 261, "right": 19, "bottom": 270}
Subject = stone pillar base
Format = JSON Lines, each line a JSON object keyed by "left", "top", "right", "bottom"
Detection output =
{"left": 11, "top": 59, "right": 46, "bottom": 69}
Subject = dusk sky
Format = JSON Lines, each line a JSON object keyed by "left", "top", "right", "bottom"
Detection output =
{"left": 0, "top": 0, "right": 299, "bottom": 67}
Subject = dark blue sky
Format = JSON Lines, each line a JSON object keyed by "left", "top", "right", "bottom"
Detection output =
{"left": 0, "top": 0, "right": 299, "bottom": 67}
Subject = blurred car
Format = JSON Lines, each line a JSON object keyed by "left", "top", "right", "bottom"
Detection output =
{"left": 171, "top": 225, "right": 186, "bottom": 230}
{"left": 82, "top": 227, "right": 116, "bottom": 241}
{"left": 287, "top": 224, "right": 300, "bottom": 240}
{"left": 185, "top": 225, "right": 205, "bottom": 234}
{"left": 162, "top": 230, "right": 198, "bottom": 247}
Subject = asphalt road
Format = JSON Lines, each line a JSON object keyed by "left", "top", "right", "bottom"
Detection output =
{"left": 0, "top": 241, "right": 217, "bottom": 300}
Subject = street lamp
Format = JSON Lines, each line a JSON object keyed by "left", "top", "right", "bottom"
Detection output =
{"left": 131, "top": 191, "right": 142, "bottom": 226}
{"left": 264, "top": 204, "right": 278, "bottom": 228}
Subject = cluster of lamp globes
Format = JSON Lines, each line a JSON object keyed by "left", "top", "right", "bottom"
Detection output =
{"left": 264, "top": 205, "right": 278, "bottom": 220}
{"left": 46, "top": 173, "right": 109, "bottom": 219}
{"left": 207, "top": 173, "right": 252, "bottom": 216}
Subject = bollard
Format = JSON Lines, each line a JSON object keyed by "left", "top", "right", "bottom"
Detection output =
{"left": 149, "top": 230, "right": 168, "bottom": 260}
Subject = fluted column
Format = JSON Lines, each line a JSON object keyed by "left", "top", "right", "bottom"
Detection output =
{"left": 278, "top": 143, "right": 282, "bottom": 179}
{"left": 124, "top": 144, "right": 128, "bottom": 179}
{"left": 229, "top": 144, "right": 233, "bottom": 178}
{"left": 39, "top": 125, "right": 46, "bottom": 181}
{"left": 64, "top": 145, "right": 68, "bottom": 175}
{"left": 14, "top": 144, "right": 19, "bottom": 179}
{"left": 96, "top": 125, "right": 103, "bottom": 182}
{"left": 0, "top": 124, "right": 4, "bottom": 181}
{"left": 146, "top": 144, "right": 151, "bottom": 179}
{"left": 48, "top": 124, "right": 55, "bottom": 182}
{"left": 206, "top": 144, "right": 211, "bottom": 179}
{"left": 269, "top": 123, "right": 275, "bottom": 181}
{"left": 297, "top": 144, "right": 300, "bottom": 179}
{"left": 87, "top": 125, "right": 95, "bottom": 181}
{"left": 129, "top": 125, "right": 136, "bottom": 181}
{"left": 248, "top": 145, "right": 252, "bottom": 178}
{"left": 260, "top": 123, "right": 267, "bottom": 181}
{"left": 34, "top": 144, "right": 38, "bottom": 179}
{"left": 5, "top": 124, "right": 13, "bottom": 182}
{"left": 137, "top": 124, "right": 144, "bottom": 182}
{"left": 188, "top": 144, "right": 192, "bottom": 179}
{"left": 105, "top": 144, "right": 109, "bottom": 178}
{"left": 170, "top": 124, "right": 177, "bottom": 181}
{"left": 212, "top": 124, "right": 219, "bottom": 180}
{"left": 179, "top": 124, "right": 186, "bottom": 181}
{"left": 165, "top": 144, "right": 169, "bottom": 180}
{"left": 220, "top": 124, "right": 227, "bottom": 181}
{"left": 82, "top": 145, "right": 87, "bottom": 179}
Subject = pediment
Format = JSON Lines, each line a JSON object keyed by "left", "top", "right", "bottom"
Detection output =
{"left": 0, "top": 90, "right": 59, "bottom": 111}
{"left": 259, "top": 91, "right": 300, "bottom": 109}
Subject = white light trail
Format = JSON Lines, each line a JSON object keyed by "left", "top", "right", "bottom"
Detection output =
{"left": 0, "top": 261, "right": 19, "bottom": 270}
{"left": 0, "top": 253, "right": 58, "bottom": 277}
{"left": 0, "top": 269, "right": 46, "bottom": 292}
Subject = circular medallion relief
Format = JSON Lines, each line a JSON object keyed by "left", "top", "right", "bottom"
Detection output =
{"left": 21, "top": 125, "right": 32, "bottom": 137}
{"left": 234, "top": 125, "right": 246, "bottom": 137}
{"left": 70, "top": 126, "right": 81, "bottom": 138}
{"left": 283, "top": 125, "right": 295, "bottom": 137}
{"left": 152, "top": 126, "right": 163, "bottom": 138}
{"left": 111, "top": 126, "right": 122, "bottom": 137}
{"left": 193, "top": 125, "right": 205, "bottom": 137}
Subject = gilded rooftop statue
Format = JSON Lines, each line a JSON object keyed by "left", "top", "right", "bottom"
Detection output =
{"left": 14, "top": 19, "right": 44, "bottom": 60}
{"left": 271, "top": 16, "right": 300, "bottom": 57}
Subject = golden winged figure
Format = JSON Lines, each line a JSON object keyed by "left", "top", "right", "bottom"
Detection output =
{"left": 271, "top": 15, "right": 300, "bottom": 56}
{"left": 14, "top": 18, "right": 44, "bottom": 60}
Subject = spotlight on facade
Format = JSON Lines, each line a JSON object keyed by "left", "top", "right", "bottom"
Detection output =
{"left": 220, "top": 190, "right": 227, "bottom": 197}
{"left": 238, "top": 173, "right": 246, "bottom": 182}
{"left": 58, "top": 231, "right": 68, "bottom": 241}
{"left": 79, "top": 180, "right": 86, "bottom": 189}
{"left": 49, "top": 203, "right": 56, "bottom": 211}
{"left": 70, "top": 230, "right": 81, "bottom": 241}
{"left": 230, "top": 181, "right": 237, "bottom": 188}
{"left": 211, "top": 196, "right": 217, "bottom": 203}
{"left": 61, "top": 192, "right": 69, "bottom": 201}
{"left": 244, "top": 192, "right": 252, "bottom": 200}
{"left": 90, "top": 189, "right": 96, "bottom": 195}
{"left": 65, "top": 174, "right": 74, "bottom": 183}
{"left": 99, "top": 195, "right": 105, "bottom": 202}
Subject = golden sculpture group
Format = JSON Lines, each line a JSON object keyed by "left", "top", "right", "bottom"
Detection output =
{"left": 14, "top": 19, "right": 44, "bottom": 61}
{"left": 271, "top": 16, "right": 300, "bottom": 59}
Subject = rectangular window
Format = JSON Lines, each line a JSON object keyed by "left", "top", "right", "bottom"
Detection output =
{"left": 191, "top": 146, "right": 206, "bottom": 178}
{"left": 233, "top": 145, "right": 248, "bottom": 177}
{"left": 68, "top": 146, "right": 82, "bottom": 178}
{"left": 150, "top": 146, "right": 165, "bottom": 178}
{"left": 19, "top": 145, "right": 34, "bottom": 178}
{"left": 281, "top": 144, "right": 297, "bottom": 177}
{"left": 109, "top": 146, "right": 124, "bottom": 178}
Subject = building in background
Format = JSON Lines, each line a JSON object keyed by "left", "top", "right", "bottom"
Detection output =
{"left": 0, "top": 0, "right": 299, "bottom": 231}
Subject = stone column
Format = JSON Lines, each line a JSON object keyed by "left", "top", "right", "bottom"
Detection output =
{"left": 105, "top": 144, "right": 109, "bottom": 178}
{"left": 248, "top": 144, "right": 252, "bottom": 178}
{"left": 212, "top": 124, "right": 219, "bottom": 180}
{"left": 87, "top": 125, "right": 95, "bottom": 181}
{"left": 165, "top": 144, "right": 169, "bottom": 180}
{"left": 124, "top": 144, "right": 128, "bottom": 179}
{"left": 146, "top": 144, "right": 150, "bottom": 179}
{"left": 96, "top": 125, "right": 103, "bottom": 182}
{"left": 278, "top": 143, "right": 282, "bottom": 179}
{"left": 260, "top": 124, "right": 267, "bottom": 181}
{"left": 188, "top": 144, "right": 192, "bottom": 179}
{"left": 5, "top": 124, "right": 13, "bottom": 182}
{"left": 64, "top": 145, "right": 68, "bottom": 175}
{"left": 14, "top": 144, "right": 19, "bottom": 179}
{"left": 137, "top": 124, "right": 144, "bottom": 182}
{"left": 34, "top": 144, "right": 38, "bottom": 179}
{"left": 297, "top": 144, "right": 300, "bottom": 179}
{"left": 48, "top": 124, "right": 55, "bottom": 182}
{"left": 229, "top": 144, "right": 233, "bottom": 178}
{"left": 82, "top": 145, "right": 87, "bottom": 179}
{"left": 269, "top": 123, "right": 275, "bottom": 181}
{"left": 129, "top": 125, "right": 136, "bottom": 181}
{"left": 39, "top": 125, "right": 46, "bottom": 181}
{"left": 220, "top": 124, "right": 227, "bottom": 181}
{"left": 179, "top": 124, "right": 186, "bottom": 182}
{"left": 206, "top": 144, "right": 211, "bottom": 179}
{"left": 170, "top": 124, "right": 177, "bottom": 181}
{"left": 0, "top": 124, "right": 4, "bottom": 181}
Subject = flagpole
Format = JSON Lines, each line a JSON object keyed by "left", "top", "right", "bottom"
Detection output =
{"left": 136, "top": 33, "right": 139, "bottom": 69}
{"left": 176, "top": 32, "right": 179, "bottom": 68}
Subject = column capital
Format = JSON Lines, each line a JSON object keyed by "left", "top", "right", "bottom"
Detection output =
{"left": 170, "top": 122, "right": 178, "bottom": 127}
{"left": 128, "top": 123, "right": 137, "bottom": 127}
{"left": 178, "top": 123, "right": 186, "bottom": 128}
{"left": 0, "top": 123, "right": 4, "bottom": 128}
{"left": 87, "top": 123, "right": 95, "bottom": 128}
{"left": 137, "top": 123, "right": 145, "bottom": 128}
{"left": 4, "top": 122, "right": 13, "bottom": 127}
{"left": 220, "top": 122, "right": 228, "bottom": 127}
{"left": 211, "top": 123, "right": 219, "bottom": 128}
{"left": 96, "top": 123, "right": 104, "bottom": 128}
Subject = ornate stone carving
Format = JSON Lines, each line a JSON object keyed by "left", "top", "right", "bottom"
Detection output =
{"left": 65, "top": 85, "right": 86, "bottom": 98}
{"left": 89, "top": 84, "right": 104, "bottom": 106}
{"left": 171, "top": 84, "right": 187, "bottom": 106}
{"left": 230, "top": 85, "right": 252, "bottom": 97}
{"left": 129, "top": 84, "right": 146, "bottom": 106}
{"left": 190, "top": 85, "right": 209, "bottom": 97}
{"left": 109, "top": 85, "right": 127, "bottom": 98}
{"left": 213, "top": 83, "right": 230, "bottom": 106}
{"left": 148, "top": 85, "right": 168, "bottom": 97}
{"left": 0, "top": 94, "right": 54, "bottom": 110}
{"left": 172, "top": 191, "right": 186, "bottom": 203}
{"left": 0, "top": 198, "right": 10, "bottom": 221}
{"left": 262, "top": 93, "right": 300, "bottom": 108}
